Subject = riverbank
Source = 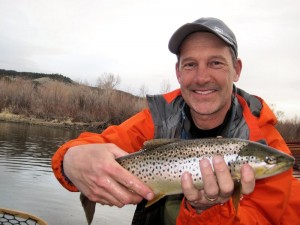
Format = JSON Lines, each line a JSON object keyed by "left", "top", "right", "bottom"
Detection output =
{"left": 0, "top": 111, "right": 99, "bottom": 132}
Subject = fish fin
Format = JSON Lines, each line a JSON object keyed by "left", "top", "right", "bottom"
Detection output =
{"left": 80, "top": 193, "right": 96, "bottom": 225}
{"left": 143, "top": 139, "right": 181, "bottom": 150}
{"left": 145, "top": 194, "right": 166, "bottom": 207}
{"left": 232, "top": 180, "right": 242, "bottom": 213}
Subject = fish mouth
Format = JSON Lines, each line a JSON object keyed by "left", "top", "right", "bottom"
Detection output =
{"left": 275, "top": 154, "right": 295, "bottom": 172}
{"left": 255, "top": 160, "right": 294, "bottom": 179}
{"left": 269, "top": 162, "right": 292, "bottom": 175}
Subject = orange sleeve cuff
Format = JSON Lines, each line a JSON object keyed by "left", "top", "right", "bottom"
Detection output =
{"left": 52, "top": 140, "right": 94, "bottom": 192}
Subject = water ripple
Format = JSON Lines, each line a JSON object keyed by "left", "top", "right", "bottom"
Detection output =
{"left": 0, "top": 122, "right": 135, "bottom": 225}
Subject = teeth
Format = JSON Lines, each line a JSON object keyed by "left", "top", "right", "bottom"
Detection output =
{"left": 195, "top": 90, "right": 214, "bottom": 95}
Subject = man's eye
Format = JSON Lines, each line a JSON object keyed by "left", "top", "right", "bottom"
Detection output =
{"left": 183, "top": 63, "right": 196, "bottom": 70}
{"left": 209, "top": 61, "right": 224, "bottom": 68}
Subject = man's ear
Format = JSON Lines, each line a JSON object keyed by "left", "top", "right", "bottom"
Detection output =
{"left": 233, "top": 58, "right": 242, "bottom": 82}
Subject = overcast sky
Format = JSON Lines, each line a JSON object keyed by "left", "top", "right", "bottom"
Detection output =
{"left": 0, "top": 0, "right": 299, "bottom": 119}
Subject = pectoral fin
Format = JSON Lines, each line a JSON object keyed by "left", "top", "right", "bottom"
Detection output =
{"left": 145, "top": 194, "right": 166, "bottom": 208}
{"left": 80, "top": 193, "right": 96, "bottom": 225}
{"left": 232, "top": 180, "right": 242, "bottom": 213}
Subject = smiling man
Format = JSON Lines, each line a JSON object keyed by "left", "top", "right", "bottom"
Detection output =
{"left": 175, "top": 31, "right": 241, "bottom": 130}
{"left": 52, "top": 17, "right": 300, "bottom": 225}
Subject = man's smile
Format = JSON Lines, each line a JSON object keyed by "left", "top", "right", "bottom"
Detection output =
{"left": 194, "top": 89, "right": 216, "bottom": 95}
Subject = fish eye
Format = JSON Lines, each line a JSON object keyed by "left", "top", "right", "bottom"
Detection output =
{"left": 265, "top": 156, "right": 277, "bottom": 164}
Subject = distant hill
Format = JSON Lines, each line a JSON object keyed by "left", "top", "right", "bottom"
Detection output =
{"left": 0, "top": 69, "right": 73, "bottom": 84}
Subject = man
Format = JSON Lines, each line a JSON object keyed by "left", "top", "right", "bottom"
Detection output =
{"left": 52, "top": 17, "right": 299, "bottom": 224}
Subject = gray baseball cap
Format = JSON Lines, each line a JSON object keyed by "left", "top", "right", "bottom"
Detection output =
{"left": 168, "top": 17, "right": 238, "bottom": 57}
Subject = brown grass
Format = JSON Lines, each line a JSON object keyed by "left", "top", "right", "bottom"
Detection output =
{"left": 0, "top": 77, "right": 147, "bottom": 131}
{"left": 276, "top": 117, "right": 300, "bottom": 142}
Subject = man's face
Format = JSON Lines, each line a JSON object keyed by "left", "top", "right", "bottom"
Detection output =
{"left": 176, "top": 32, "right": 242, "bottom": 126}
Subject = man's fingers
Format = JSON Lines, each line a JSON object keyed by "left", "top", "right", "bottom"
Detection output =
{"left": 200, "top": 158, "right": 219, "bottom": 198}
{"left": 100, "top": 144, "right": 155, "bottom": 202}
{"left": 181, "top": 172, "right": 200, "bottom": 202}
{"left": 240, "top": 164, "right": 255, "bottom": 195}
{"left": 213, "top": 156, "right": 234, "bottom": 198}
{"left": 88, "top": 171, "right": 145, "bottom": 207}
{"left": 111, "top": 163, "right": 154, "bottom": 201}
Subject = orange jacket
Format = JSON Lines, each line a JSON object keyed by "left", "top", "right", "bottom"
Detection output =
{"left": 52, "top": 89, "right": 300, "bottom": 224}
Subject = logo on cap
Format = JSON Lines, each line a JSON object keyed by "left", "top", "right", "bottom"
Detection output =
{"left": 213, "top": 26, "right": 224, "bottom": 34}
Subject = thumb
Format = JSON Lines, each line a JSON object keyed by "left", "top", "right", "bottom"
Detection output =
{"left": 107, "top": 144, "right": 130, "bottom": 158}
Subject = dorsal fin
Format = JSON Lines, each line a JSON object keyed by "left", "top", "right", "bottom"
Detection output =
{"left": 142, "top": 138, "right": 181, "bottom": 150}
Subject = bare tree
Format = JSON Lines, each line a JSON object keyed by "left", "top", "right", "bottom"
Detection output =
{"left": 96, "top": 73, "right": 121, "bottom": 90}
{"left": 270, "top": 104, "right": 285, "bottom": 121}
{"left": 159, "top": 79, "right": 171, "bottom": 94}
{"left": 138, "top": 84, "right": 149, "bottom": 97}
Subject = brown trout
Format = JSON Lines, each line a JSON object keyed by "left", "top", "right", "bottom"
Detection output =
{"left": 80, "top": 138, "right": 294, "bottom": 224}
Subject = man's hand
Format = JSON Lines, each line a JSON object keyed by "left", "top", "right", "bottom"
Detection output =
{"left": 63, "top": 144, "right": 154, "bottom": 207}
{"left": 181, "top": 155, "right": 255, "bottom": 212}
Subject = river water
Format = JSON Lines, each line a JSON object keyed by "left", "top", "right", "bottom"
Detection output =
{"left": 0, "top": 121, "right": 135, "bottom": 225}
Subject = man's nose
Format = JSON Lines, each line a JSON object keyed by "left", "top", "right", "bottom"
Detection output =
{"left": 194, "top": 65, "right": 210, "bottom": 83}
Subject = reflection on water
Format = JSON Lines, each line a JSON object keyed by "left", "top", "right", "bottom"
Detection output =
{"left": 0, "top": 122, "right": 135, "bottom": 225}
{"left": 0, "top": 122, "right": 66, "bottom": 174}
